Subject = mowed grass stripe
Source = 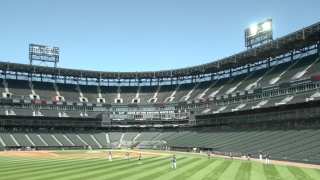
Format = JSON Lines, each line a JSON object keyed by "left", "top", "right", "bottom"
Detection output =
{"left": 201, "top": 160, "right": 233, "bottom": 180}
{"left": 286, "top": 166, "right": 314, "bottom": 180}
{"left": 105, "top": 157, "right": 192, "bottom": 180}
{"left": 0, "top": 157, "right": 91, "bottom": 176}
{"left": 132, "top": 157, "right": 196, "bottom": 180}
{"left": 0, "top": 156, "right": 72, "bottom": 164}
{"left": 217, "top": 160, "right": 241, "bottom": 180}
{"left": 81, "top": 157, "right": 186, "bottom": 180}
{"left": 299, "top": 167, "right": 320, "bottom": 180}
{"left": 6, "top": 157, "right": 141, "bottom": 180}
{"left": 0, "top": 158, "right": 68, "bottom": 170}
{"left": 273, "top": 165, "right": 297, "bottom": 180}
{"left": 1, "top": 158, "right": 108, "bottom": 180}
{"left": 33, "top": 157, "right": 157, "bottom": 180}
{"left": 170, "top": 159, "right": 214, "bottom": 180}
{"left": 185, "top": 159, "right": 222, "bottom": 180}
{"left": 235, "top": 162, "right": 252, "bottom": 180}
{"left": 56, "top": 157, "right": 167, "bottom": 180}
{"left": 151, "top": 158, "right": 204, "bottom": 180}
{"left": 263, "top": 164, "right": 282, "bottom": 180}
{"left": 250, "top": 163, "right": 266, "bottom": 180}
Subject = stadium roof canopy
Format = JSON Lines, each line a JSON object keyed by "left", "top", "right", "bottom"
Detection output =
{"left": 0, "top": 22, "right": 320, "bottom": 79}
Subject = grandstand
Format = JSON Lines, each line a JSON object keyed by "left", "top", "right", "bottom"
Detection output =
{"left": 0, "top": 21, "right": 319, "bottom": 165}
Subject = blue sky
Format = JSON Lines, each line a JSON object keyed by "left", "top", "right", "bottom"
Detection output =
{"left": 0, "top": 0, "right": 319, "bottom": 72}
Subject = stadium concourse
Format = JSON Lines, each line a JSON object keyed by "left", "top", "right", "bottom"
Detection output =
{"left": 0, "top": 21, "right": 320, "bottom": 173}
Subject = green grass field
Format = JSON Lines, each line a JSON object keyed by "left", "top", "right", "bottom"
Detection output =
{"left": 0, "top": 150, "right": 319, "bottom": 180}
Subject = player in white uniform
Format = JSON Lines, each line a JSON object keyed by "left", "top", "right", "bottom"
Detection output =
{"left": 126, "top": 152, "right": 129, "bottom": 161}
{"left": 265, "top": 153, "right": 270, "bottom": 164}
{"left": 109, "top": 151, "right": 113, "bottom": 161}
{"left": 172, "top": 155, "right": 177, "bottom": 169}
{"left": 259, "top": 150, "right": 263, "bottom": 161}
{"left": 230, "top": 153, "right": 233, "bottom": 161}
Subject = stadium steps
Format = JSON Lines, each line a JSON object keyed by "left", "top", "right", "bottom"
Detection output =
{"left": 153, "top": 132, "right": 176, "bottom": 141}
{"left": 53, "top": 133, "right": 74, "bottom": 146}
{"left": 77, "top": 133, "right": 100, "bottom": 148}
{"left": 0, "top": 135, "right": 7, "bottom": 146}
{"left": 64, "top": 134, "right": 75, "bottom": 145}
{"left": 76, "top": 135, "right": 89, "bottom": 145}
{"left": 108, "top": 132, "right": 122, "bottom": 142}
{"left": 51, "top": 134, "right": 63, "bottom": 146}
{"left": 122, "top": 132, "right": 139, "bottom": 141}
{"left": 152, "top": 133, "right": 163, "bottom": 141}
{"left": 12, "top": 133, "right": 34, "bottom": 146}
{"left": 92, "top": 132, "right": 109, "bottom": 148}
{"left": 209, "top": 70, "right": 244, "bottom": 98}
{"left": 0, "top": 133, "right": 19, "bottom": 146}
{"left": 27, "top": 133, "right": 47, "bottom": 146}
{"left": 106, "top": 133, "right": 110, "bottom": 143}
{"left": 10, "top": 134, "right": 20, "bottom": 146}
{"left": 180, "top": 82, "right": 201, "bottom": 101}
{"left": 25, "top": 134, "right": 36, "bottom": 146}
{"left": 133, "top": 133, "right": 140, "bottom": 141}
{"left": 39, "top": 133, "right": 61, "bottom": 146}
{"left": 198, "top": 77, "right": 224, "bottom": 99}
{"left": 292, "top": 56, "right": 320, "bottom": 80}
{"left": 91, "top": 135, "right": 102, "bottom": 148}
{"left": 165, "top": 84, "right": 181, "bottom": 102}
{"left": 135, "top": 132, "right": 161, "bottom": 141}
{"left": 117, "top": 133, "right": 125, "bottom": 148}
{"left": 269, "top": 58, "right": 303, "bottom": 84}
{"left": 38, "top": 134, "right": 49, "bottom": 146}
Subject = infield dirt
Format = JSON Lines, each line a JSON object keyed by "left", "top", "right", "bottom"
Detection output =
{"left": 0, "top": 151, "right": 160, "bottom": 158}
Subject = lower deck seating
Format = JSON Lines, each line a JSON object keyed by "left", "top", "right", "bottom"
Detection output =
{"left": 92, "top": 132, "right": 109, "bottom": 148}
{"left": 108, "top": 132, "right": 122, "bottom": 142}
{"left": 0, "top": 132, "right": 17, "bottom": 146}
{"left": 40, "top": 133, "right": 61, "bottom": 146}
{"left": 165, "top": 128, "right": 320, "bottom": 162}
{"left": 53, "top": 133, "right": 74, "bottom": 146}
{"left": 12, "top": 132, "right": 33, "bottom": 146}
{"left": 77, "top": 132, "right": 101, "bottom": 148}
{"left": 64, "top": 133, "right": 87, "bottom": 146}
{"left": 27, "top": 132, "right": 47, "bottom": 146}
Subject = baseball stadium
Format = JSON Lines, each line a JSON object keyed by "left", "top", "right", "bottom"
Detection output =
{"left": 1, "top": 1, "right": 320, "bottom": 180}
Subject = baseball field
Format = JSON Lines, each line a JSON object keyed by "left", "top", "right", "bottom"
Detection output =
{"left": 0, "top": 150, "right": 319, "bottom": 180}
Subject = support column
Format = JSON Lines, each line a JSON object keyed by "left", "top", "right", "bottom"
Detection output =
{"left": 229, "top": 68, "right": 232, "bottom": 79}
{"left": 290, "top": 50, "right": 294, "bottom": 64}
{"left": 317, "top": 42, "right": 320, "bottom": 56}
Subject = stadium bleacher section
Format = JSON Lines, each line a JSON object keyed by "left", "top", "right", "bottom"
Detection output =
{"left": 0, "top": 22, "right": 319, "bottom": 167}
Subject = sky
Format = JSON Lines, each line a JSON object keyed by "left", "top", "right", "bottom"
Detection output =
{"left": 0, "top": 0, "right": 319, "bottom": 72}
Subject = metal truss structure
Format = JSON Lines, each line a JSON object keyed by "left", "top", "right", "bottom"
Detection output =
{"left": 0, "top": 22, "right": 319, "bottom": 80}
{"left": 29, "top": 44, "right": 59, "bottom": 68}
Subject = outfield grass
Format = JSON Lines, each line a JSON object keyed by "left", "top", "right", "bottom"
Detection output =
{"left": 0, "top": 150, "right": 319, "bottom": 180}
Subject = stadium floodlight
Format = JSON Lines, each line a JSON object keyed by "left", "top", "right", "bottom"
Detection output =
{"left": 262, "top": 21, "right": 271, "bottom": 31}
{"left": 29, "top": 44, "right": 60, "bottom": 67}
{"left": 245, "top": 19, "right": 273, "bottom": 49}
{"left": 250, "top": 24, "right": 258, "bottom": 36}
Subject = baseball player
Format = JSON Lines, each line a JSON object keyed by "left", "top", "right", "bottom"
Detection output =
{"left": 207, "top": 151, "right": 211, "bottom": 159}
{"left": 265, "top": 153, "right": 270, "bottom": 164}
{"left": 109, "top": 151, "right": 112, "bottom": 161}
{"left": 229, "top": 153, "right": 233, "bottom": 161}
{"left": 138, "top": 153, "right": 142, "bottom": 164}
{"left": 126, "top": 152, "right": 129, "bottom": 161}
{"left": 259, "top": 150, "right": 263, "bottom": 161}
{"left": 247, "top": 153, "right": 251, "bottom": 161}
{"left": 172, "top": 155, "right": 177, "bottom": 169}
